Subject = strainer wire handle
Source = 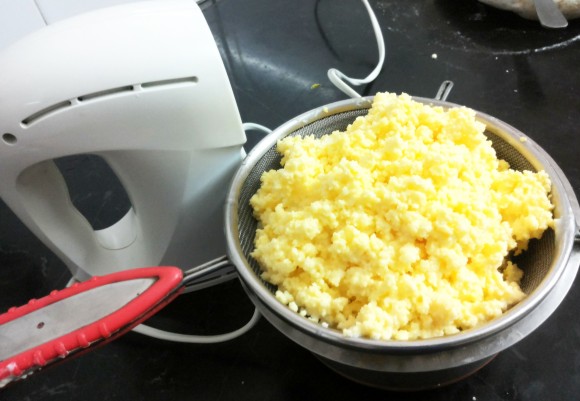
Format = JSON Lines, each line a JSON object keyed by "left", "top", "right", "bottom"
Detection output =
{"left": 435, "top": 80, "right": 454, "bottom": 102}
{"left": 182, "top": 255, "right": 237, "bottom": 290}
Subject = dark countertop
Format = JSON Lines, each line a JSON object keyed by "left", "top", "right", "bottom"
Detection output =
{"left": 1, "top": 0, "right": 580, "bottom": 400}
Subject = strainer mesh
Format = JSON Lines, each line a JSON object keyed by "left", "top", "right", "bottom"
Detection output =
{"left": 237, "top": 108, "right": 554, "bottom": 296}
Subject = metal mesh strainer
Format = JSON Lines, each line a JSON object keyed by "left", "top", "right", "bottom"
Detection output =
{"left": 225, "top": 96, "right": 579, "bottom": 388}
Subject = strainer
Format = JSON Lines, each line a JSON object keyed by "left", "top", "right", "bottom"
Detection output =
{"left": 224, "top": 96, "right": 580, "bottom": 390}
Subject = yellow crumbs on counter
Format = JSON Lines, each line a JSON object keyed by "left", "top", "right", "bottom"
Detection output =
{"left": 250, "top": 92, "right": 554, "bottom": 341}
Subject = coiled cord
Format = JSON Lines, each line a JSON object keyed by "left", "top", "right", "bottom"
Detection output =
{"left": 327, "top": 0, "right": 386, "bottom": 98}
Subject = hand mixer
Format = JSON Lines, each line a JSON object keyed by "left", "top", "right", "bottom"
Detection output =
{"left": 0, "top": 0, "right": 246, "bottom": 283}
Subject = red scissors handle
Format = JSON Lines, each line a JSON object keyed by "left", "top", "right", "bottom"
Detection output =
{"left": 0, "top": 266, "right": 183, "bottom": 386}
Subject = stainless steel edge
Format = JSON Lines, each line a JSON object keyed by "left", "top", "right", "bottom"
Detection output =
{"left": 223, "top": 96, "right": 580, "bottom": 372}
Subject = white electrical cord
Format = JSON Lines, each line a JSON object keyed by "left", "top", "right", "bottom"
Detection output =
{"left": 242, "top": 122, "right": 272, "bottom": 135}
{"left": 327, "top": 0, "right": 386, "bottom": 99}
{"left": 131, "top": 306, "right": 261, "bottom": 344}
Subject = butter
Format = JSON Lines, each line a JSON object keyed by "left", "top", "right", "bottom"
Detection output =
{"left": 250, "top": 93, "right": 553, "bottom": 340}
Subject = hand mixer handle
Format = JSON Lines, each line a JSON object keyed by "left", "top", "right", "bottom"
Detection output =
{"left": 3, "top": 160, "right": 121, "bottom": 279}
{"left": 0, "top": 1, "right": 246, "bottom": 279}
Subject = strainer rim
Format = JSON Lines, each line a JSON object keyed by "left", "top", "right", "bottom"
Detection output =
{"left": 225, "top": 96, "right": 577, "bottom": 353}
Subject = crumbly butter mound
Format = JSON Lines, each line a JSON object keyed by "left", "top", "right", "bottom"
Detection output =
{"left": 250, "top": 92, "right": 554, "bottom": 341}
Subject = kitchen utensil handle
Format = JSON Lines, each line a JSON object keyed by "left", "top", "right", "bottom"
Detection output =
{"left": 182, "top": 255, "right": 237, "bottom": 291}
{"left": 533, "top": 0, "right": 568, "bottom": 28}
{"left": 0, "top": 266, "right": 183, "bottom": 388}
{"left": 2, "top": 160, "right": 129, "bottom": 278}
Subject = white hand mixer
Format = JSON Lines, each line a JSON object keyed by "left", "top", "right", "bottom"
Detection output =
{"left": 0, "top": 0, "right": 246, "bottom": 282}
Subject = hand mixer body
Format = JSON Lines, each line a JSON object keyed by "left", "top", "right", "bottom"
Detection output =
{"left": 0, "top": 0, "right": 246, "bottom": 279}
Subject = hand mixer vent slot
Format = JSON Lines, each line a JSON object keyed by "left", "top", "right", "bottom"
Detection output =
{"left": 21, "top": 101, "right": 73, "bottom": 127}
{"left": 141, "top": 76, "right": 198, "bottom": 88}
{"left": 77, "top": 86, "right": 135, "bottom": 102}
